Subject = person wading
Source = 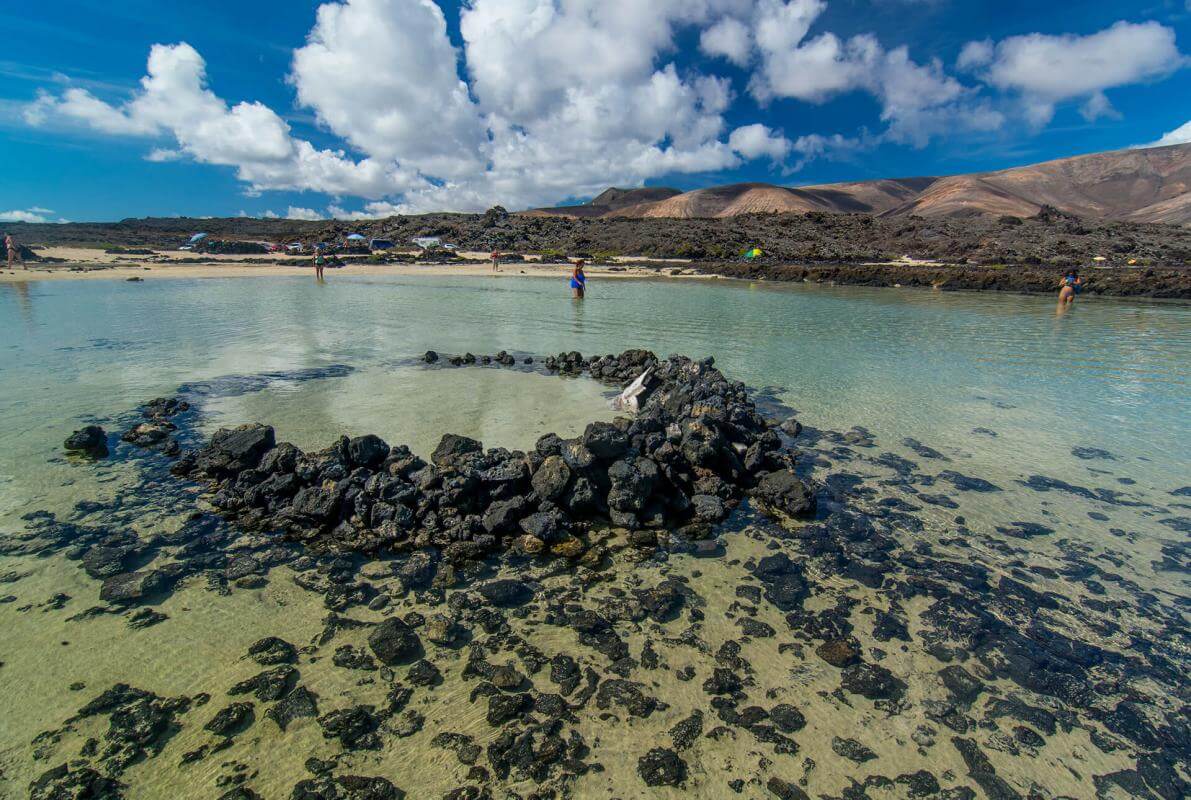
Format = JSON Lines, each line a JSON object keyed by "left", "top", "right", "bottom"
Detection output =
{"left": 570, "top": 260, "right": 586, "bottom": 299}
{"left": 1059, "top": 269, "right": 1082, "bottom": 305}
{"left": 313, "top": 247, "right": 326, "bottom": 280}
{"left": 5, "top": 232, "right": 25, "bottom": 270}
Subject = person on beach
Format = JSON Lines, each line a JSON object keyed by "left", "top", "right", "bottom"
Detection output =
{"left": 570, "top": 260, "right": 586, "bottom": 299}
{"left": 313, "top": 248, "right": 326, "bottom": 280}
{"left": 6, "top": 233, "right": 25, "bottom": 269}
{"left": 1059, "top": 269, "right": 1082, "bottom": 304}
{"left": 491, "top": 251, "right": 501, "bottom": 272}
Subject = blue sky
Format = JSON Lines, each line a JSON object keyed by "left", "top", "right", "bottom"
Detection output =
{"left": 1, "top": 0, "right": 1188, "bottom": 222}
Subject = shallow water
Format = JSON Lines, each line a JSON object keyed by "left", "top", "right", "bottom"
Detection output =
{"left": 0, "top": 274, "right": 1188, "bottom": 799}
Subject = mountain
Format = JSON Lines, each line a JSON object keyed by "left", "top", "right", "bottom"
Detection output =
{"left": 523, "top": 186, "right": 682, "bottom": 217}
{"left": 526, "top": 144, "right": 1191, "bottom": 225}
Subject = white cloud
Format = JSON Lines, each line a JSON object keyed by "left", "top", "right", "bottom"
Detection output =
{"left": 962, "top": 21, "right": 1184, "bottom": 126}
{"left": 700, "top": 16, "right": 752, "bottom": 65}
{"left": 726, "top": 1, "right": 1002, "bottom": 147}
{"left": 26, "top": 42, "right": 402, "bottom": 199}
{"left": 1137, "top": 119, "right": 1191, "bottom": 148}
{"left": 22, "top": 2, "right": 1186, "bottom": 216}
{"left": 291, "top": 0, "right": 486, "bottom": 178}
{"left": 0, "top": 207, "right": 67, "bottom": 223}
{"left": 729, "top": 123, "right": 791, "bottom": 160}
{"left": 285, "top": 206, "right": 325, "bottom": 221}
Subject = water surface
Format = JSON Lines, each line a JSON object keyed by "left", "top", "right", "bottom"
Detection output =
{"left": 1, "top": 274, "right": 1187, "bottom": 798}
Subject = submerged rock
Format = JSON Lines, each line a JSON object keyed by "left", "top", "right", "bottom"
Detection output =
{"left": 64, "top": 425, "right": 109, "bottom": 458}
{"left": 637, "top": 747, "right": 686, "bottom": 787}
{"left": 367, "top": 617, "right": 423, "bottom": 665}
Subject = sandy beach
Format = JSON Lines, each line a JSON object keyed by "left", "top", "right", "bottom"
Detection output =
{"left": 0, "top": 247, "right": 712, "bottom": 283}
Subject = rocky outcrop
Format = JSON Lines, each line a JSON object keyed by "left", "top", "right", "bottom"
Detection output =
{"left": 167, "top": 350, "right": 816, "bottom": 562}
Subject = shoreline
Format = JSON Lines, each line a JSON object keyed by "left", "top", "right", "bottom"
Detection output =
{"left": 0, "top": 258, "right": 716, "bottom": 284}
{"left": 4, "top": 252, "right": 1190, "bottom": 300}
{"left": 690, "top": 260, "right": 1191, "bottom": 299}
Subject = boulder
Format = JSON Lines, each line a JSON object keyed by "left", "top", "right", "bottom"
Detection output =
{"left": 432, "top": 434, "right": 483, "bottom": 468}
{"left": 582, "top": 421, "right": 631, "bottom": 460}
{"left": 530, "top": 455, "right": 571, "bottom": 500}
{"left": 752, "top": 470, "right": 817, "bottom": 517}
{"left": 347, "top": 435, "right": 390, "bottom": 468}
{"left": 199, "top": 424, "right": 276, "bottom": 476}
{"left": 367, "top": 617, "right": 423, "bottom": 665}
{"left": 476, "top": 579, "right": 534, "bottom": 608}
{"left": 64, "top": 425, "right": 108, "bottom": 458}
{"left": 637, "top": 747, "right": 686, "bottom": 787}
{"left": 99, "top": 570, "right": 168, "bottom": 605}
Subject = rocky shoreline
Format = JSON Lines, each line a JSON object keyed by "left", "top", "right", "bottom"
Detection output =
{"left": 12, "top": 350, "right": 1189, "bottom": 799}
{"left": 688, "top": 262, "right": 1191, "bottom": 299}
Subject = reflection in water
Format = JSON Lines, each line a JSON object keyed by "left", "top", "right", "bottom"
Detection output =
{"left": 0, "top": 280, "right": 34, "bottom": 325}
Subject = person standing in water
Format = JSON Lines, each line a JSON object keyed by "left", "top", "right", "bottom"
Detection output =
{"left": 570, "top": 260, "right": 586, "bottom": 299}
{"left": 1059, "top": 269, "right": 1082, "bottom": 305}
{"left": 6, "top": 232, "right": 25, "bottom": 269}
{"left": 313, "top": 247, "right": 326, "bottom": 280}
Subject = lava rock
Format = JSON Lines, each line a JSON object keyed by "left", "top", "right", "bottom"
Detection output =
{"left": 637, "top": 747, "right": 686, "bottom": 787}
{"left": 64, "top": 425, "right": 109, "bottom": 458}
{"left": 432, "top": 434, "right": 483, "bottom": 468}
{"left": 247, "top": 636, "right": 297, "bottom": 666}
{"left": 367, "top": 618, "right": 423, "bottom": 666}
{"left": 751, "top": 470, "right": 817, "bottom": 517}
{"left": 204, "top": 702, "right": 255, "bottom": 736}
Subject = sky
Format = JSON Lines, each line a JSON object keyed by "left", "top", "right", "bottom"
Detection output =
{"left": 1, "top": 0, "right": 1189, "bottom": 223}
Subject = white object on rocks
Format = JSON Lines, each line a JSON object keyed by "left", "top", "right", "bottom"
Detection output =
{"left": 614, "top": 368, "right": 653, "bottom": 413}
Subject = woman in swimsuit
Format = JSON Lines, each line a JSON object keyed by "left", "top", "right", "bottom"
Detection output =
{"left": 313, "top": 249, "right": 326, "bottom": 280}
{"left": 1059, "top": 269, "right": 1081, "bottom": 304}
{"left": 570, "top": 260, "right": 586, "bottom": 299}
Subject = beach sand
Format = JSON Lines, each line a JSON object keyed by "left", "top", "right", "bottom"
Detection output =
{"left": 0, "top": 248, "right": 710, "bottom": 283}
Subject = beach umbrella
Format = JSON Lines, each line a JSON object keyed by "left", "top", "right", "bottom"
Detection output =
{"left": 189, "top": 232, "right": 208, "bottom": 243}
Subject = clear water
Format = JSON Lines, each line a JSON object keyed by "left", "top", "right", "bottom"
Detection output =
{"left": 1, "top": 274, "right": 1188, "bottom": 798}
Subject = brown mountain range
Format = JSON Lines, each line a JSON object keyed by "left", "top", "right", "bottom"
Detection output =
{"left": 527, "top": 143, "right": 1191, "bottom": 225}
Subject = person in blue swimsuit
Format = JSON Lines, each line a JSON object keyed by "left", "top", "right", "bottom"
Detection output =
{"left": 570, "top": 260, "right": 586, "bottom": 299}
{"left": 1059, "top": 269, "right": 1082, "bottom": 304}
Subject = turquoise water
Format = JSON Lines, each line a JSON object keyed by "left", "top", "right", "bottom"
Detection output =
{"left": 3, "top": 274, "right": 1187, "bottom": 531}
{"left": 1, "top": 273, "right": 1188, "bottom": 798}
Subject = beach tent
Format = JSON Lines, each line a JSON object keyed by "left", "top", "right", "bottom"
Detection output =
{"left": 743, "top": 247, "right": 763, "bottom": 260}
{"left": 189, "top": 232, "right": 209, "bottom": 243}
{"left": 345, "top": 234, "right": 367, "bottom": 241}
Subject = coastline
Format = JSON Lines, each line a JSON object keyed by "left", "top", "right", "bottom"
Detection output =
{"left": 4, "top": 250, "right": 1190, "bottom": 300}
{"left": 0, "top": 258, "right": 716, "bottom": 284}
{"left": 690, "top": 260, "right": 1191, "bottom": 299}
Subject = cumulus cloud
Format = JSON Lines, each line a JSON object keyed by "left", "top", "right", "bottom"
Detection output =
{"left": 729, "top": 123, "right": 792, "bottom": 160}
{"left": 0, "top": 207, "right": 66, "bottom": 223}
{"left": 26, "top": 43, "right": 402, "bottom": 199}
{"left": 284, "top": 207, "right": 326, "bottom": 221}
{"left": 1137, "top": 119, "right": 1191, "bottom": 148}
{"left": 291, "top": 0, "right": 487, "bottom": 178}
{"left": 21, "top": 2, "right": 1188, "bottom": 215}
{"left": 700, "top": 16, "right": 752, "bottom": 65}
{"left": 960, "top": 21, "right": 1185, "bottom": 126}
{"left": 711, "top": 0, "right": 1002, "bottom": 147}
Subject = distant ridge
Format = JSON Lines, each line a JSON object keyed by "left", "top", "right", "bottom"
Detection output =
{"left": 525, "top": 144, "right": 1191, "bottom": 225}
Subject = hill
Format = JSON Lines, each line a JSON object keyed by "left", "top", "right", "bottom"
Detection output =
{"left": 529, "top": 144, "right": 1191, "bottom": 225}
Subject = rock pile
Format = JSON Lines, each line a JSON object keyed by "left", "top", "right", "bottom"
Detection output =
{"left": 164, "top": 350, "right": 815, "bottom": 562}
